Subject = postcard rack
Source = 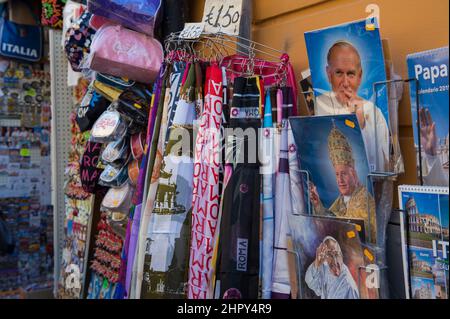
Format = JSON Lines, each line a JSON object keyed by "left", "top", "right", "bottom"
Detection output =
{"left": 373, "top": 78, "right": 423, "bottom": 185}
{"left": 289, "top": 76, "right": 424, "bottom": 299}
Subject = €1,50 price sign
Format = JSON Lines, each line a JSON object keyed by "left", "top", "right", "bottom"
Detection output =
{"left": 202, "top": 0, "right": 243, "bottom": 36}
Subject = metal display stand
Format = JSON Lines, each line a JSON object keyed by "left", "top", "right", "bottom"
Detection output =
{"left": 373, "top": 78, "right": 422, "bottom": 185}
{"left": 49, "top": 29, "right": 75, "bottom": 296}
{"left": 289, "top": 75, "right": 423, "bottom": 299}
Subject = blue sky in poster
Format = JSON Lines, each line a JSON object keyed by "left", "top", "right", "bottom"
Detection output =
{"left": 407, "top": 47, "right": 449, "bottom": 144}
{"left": 290, "top": 114, "right": 371, "bottom": 208}
{"left": 304, "top": 19, "right": 389, "bottom": 124}
{"left": 402, "top": 192, "right": 449, "bottom": 229}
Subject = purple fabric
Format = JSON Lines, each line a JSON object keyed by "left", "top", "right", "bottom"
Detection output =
{"left": 132, "top": 65, "right": 165, "bottom": 206}
{"left": 271, "top": 291, "right": 291, "bottom": 299}
{"left": 118, "top": 215, "right": 132, "bottom": 295}
{"left": 125, "top": 203, "right": 142, "bottom": 296}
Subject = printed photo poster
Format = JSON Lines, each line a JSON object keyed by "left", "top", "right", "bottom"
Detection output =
{"left": 289, "top": 114, "right": 377, "bottom": 244}
{"left": 304, "top": 19, "right": 390, "bottom": 171}
{"left": 299, "top": 69, "right": 315, "bottom": 116}
{"left": 399, "top": 185, "right": 449, "bottom": 299}
{"left": 287, "top": 214, "right": 378, "bottom": 299}
{"left": 407, "top": 47, "right": 449, "bottom": 186}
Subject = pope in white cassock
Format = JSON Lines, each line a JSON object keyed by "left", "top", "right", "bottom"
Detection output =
{"left": 315, "top": 41, "right": 390, "bottom": 172}
{"left": 418, "top": 107, "right": 449, "bottom": 186}
{"left": 305, "top": 236, "right": 359, "bottom": 299}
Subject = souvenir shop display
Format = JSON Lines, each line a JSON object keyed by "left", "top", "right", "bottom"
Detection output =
{"left": 58, "top": 80, "right": 93, "bottom": 299}
{"left": 407, "top": 47, "right": 449, "bottom": 186}
{"left": 86, "top": 213, "right": 123, "bottom": 299}
{"left": 47, "top": 0, "right": 449, "bottom": 301}
{"left": 0, "top": 61, "right": 53, "bottom": 295}
{"left": 398, "top": 185, "right": 449, "bottom": 299}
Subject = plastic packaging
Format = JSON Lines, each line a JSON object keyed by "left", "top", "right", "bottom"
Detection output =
{"left": 90, "top": 110, "right": 128, "bottom": 143}
{"left": 127, "top": 159, "right": 139, "bottom": 186}
{"left": 101, "top": 136, "right": 130, "bottom": 167}
{"left": 117, "top": 87, "right": 152, "bottom": 128}
{"left": 96, "top": 72, "right": 136, "bottom": 91}
{"left": 99, "top": 164, "right": 129, "bottom": 188}
{"left": 93, "top": 80, "right": 123, "bottom": 102}
{"left": 101, "top": 182, "right": 134, "bottom": 215}
{"left": 130, "top": 132, "right": 145, "bottom": 160}
{"left": 87, "top": 0, "right": 162, "bottom": 37}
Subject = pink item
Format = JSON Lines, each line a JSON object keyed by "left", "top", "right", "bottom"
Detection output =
{"left": 277, "top": 89, "right": 283, "bottom": 125}
{"left": 88, "top": 24, "right": 163, "bottom": 84}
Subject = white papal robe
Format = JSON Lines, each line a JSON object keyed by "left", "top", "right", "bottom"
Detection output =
{"left": 316, "top": 91, "right": 390, "bottom": 172}
{"left": 305, "top": 262, "right": 359, "bottom": 299}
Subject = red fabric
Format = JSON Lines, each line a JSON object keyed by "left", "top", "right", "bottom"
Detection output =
{"left": 188, "top": 65, "right": 223, "bottom": 299}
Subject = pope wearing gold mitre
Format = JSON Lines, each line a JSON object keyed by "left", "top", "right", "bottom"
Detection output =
{"left": 309, "top": 124, "right": 377, "bottom": 242}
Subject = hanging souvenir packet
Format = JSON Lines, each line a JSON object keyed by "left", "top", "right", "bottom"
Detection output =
{"left": 64, "top": 11, "right": 96, "bottom": 72}
{"left": 116, "top": 85, "right": 152, "bottom": 130}
{"left": 99, "top": 164, "right": 128, "bottom": 188}
{"left": 41, "top": 0, "right": 65, "bottom": 29}
{"left": 140, "top": 63, "right": 197, "bottom": 299}
{"left": 86, "top": 24, "right": 163, "bottom": 84}
{"left": 92, "top": 80, "right": 123, "bottom": 102}
{"left": 188, "top": 65, "right": 223, "bottom": 299}
{"left": 96, "top": 72, "right": 135, "bottom": 91}
{"left": 101, "top": 136, "right": 129, "bottom": 168}
{"left": 76, "top": 82, "right": 110, "bottom": 132}
{"left": 90, "top": 110, "right": 128, "bottom": 143}
{"left": 101, "top": 182, "right": 134, "bottom": 222}
{"left": 215, "top": 76, "right": 261, "bottom": 299}
{"left": 87, "top": 0, "right": 162, "bottom": 37}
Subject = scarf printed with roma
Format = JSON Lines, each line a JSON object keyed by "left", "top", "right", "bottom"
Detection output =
{"left": 140, "top": 63, "right": 197, "bottom": 298}
{"left": 215, "top": 76, "right": 262, "bottom": 299}
{"left": 188, "top": 65, "right": 224, "bottom": 299}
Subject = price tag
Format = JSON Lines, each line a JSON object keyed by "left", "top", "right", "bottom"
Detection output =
{"left": 20, "top": 148, "right": 30, "bottom": 157}
{"left": 179, "top": 23, "right": 205, "bottom": 40}
{"left": 202, "top": 0, "right": 243, "bottom": 36}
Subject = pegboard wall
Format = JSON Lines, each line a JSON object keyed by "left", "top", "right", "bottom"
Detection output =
{"left": 49, "top": 29, "right": 75, "bottom": 296}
